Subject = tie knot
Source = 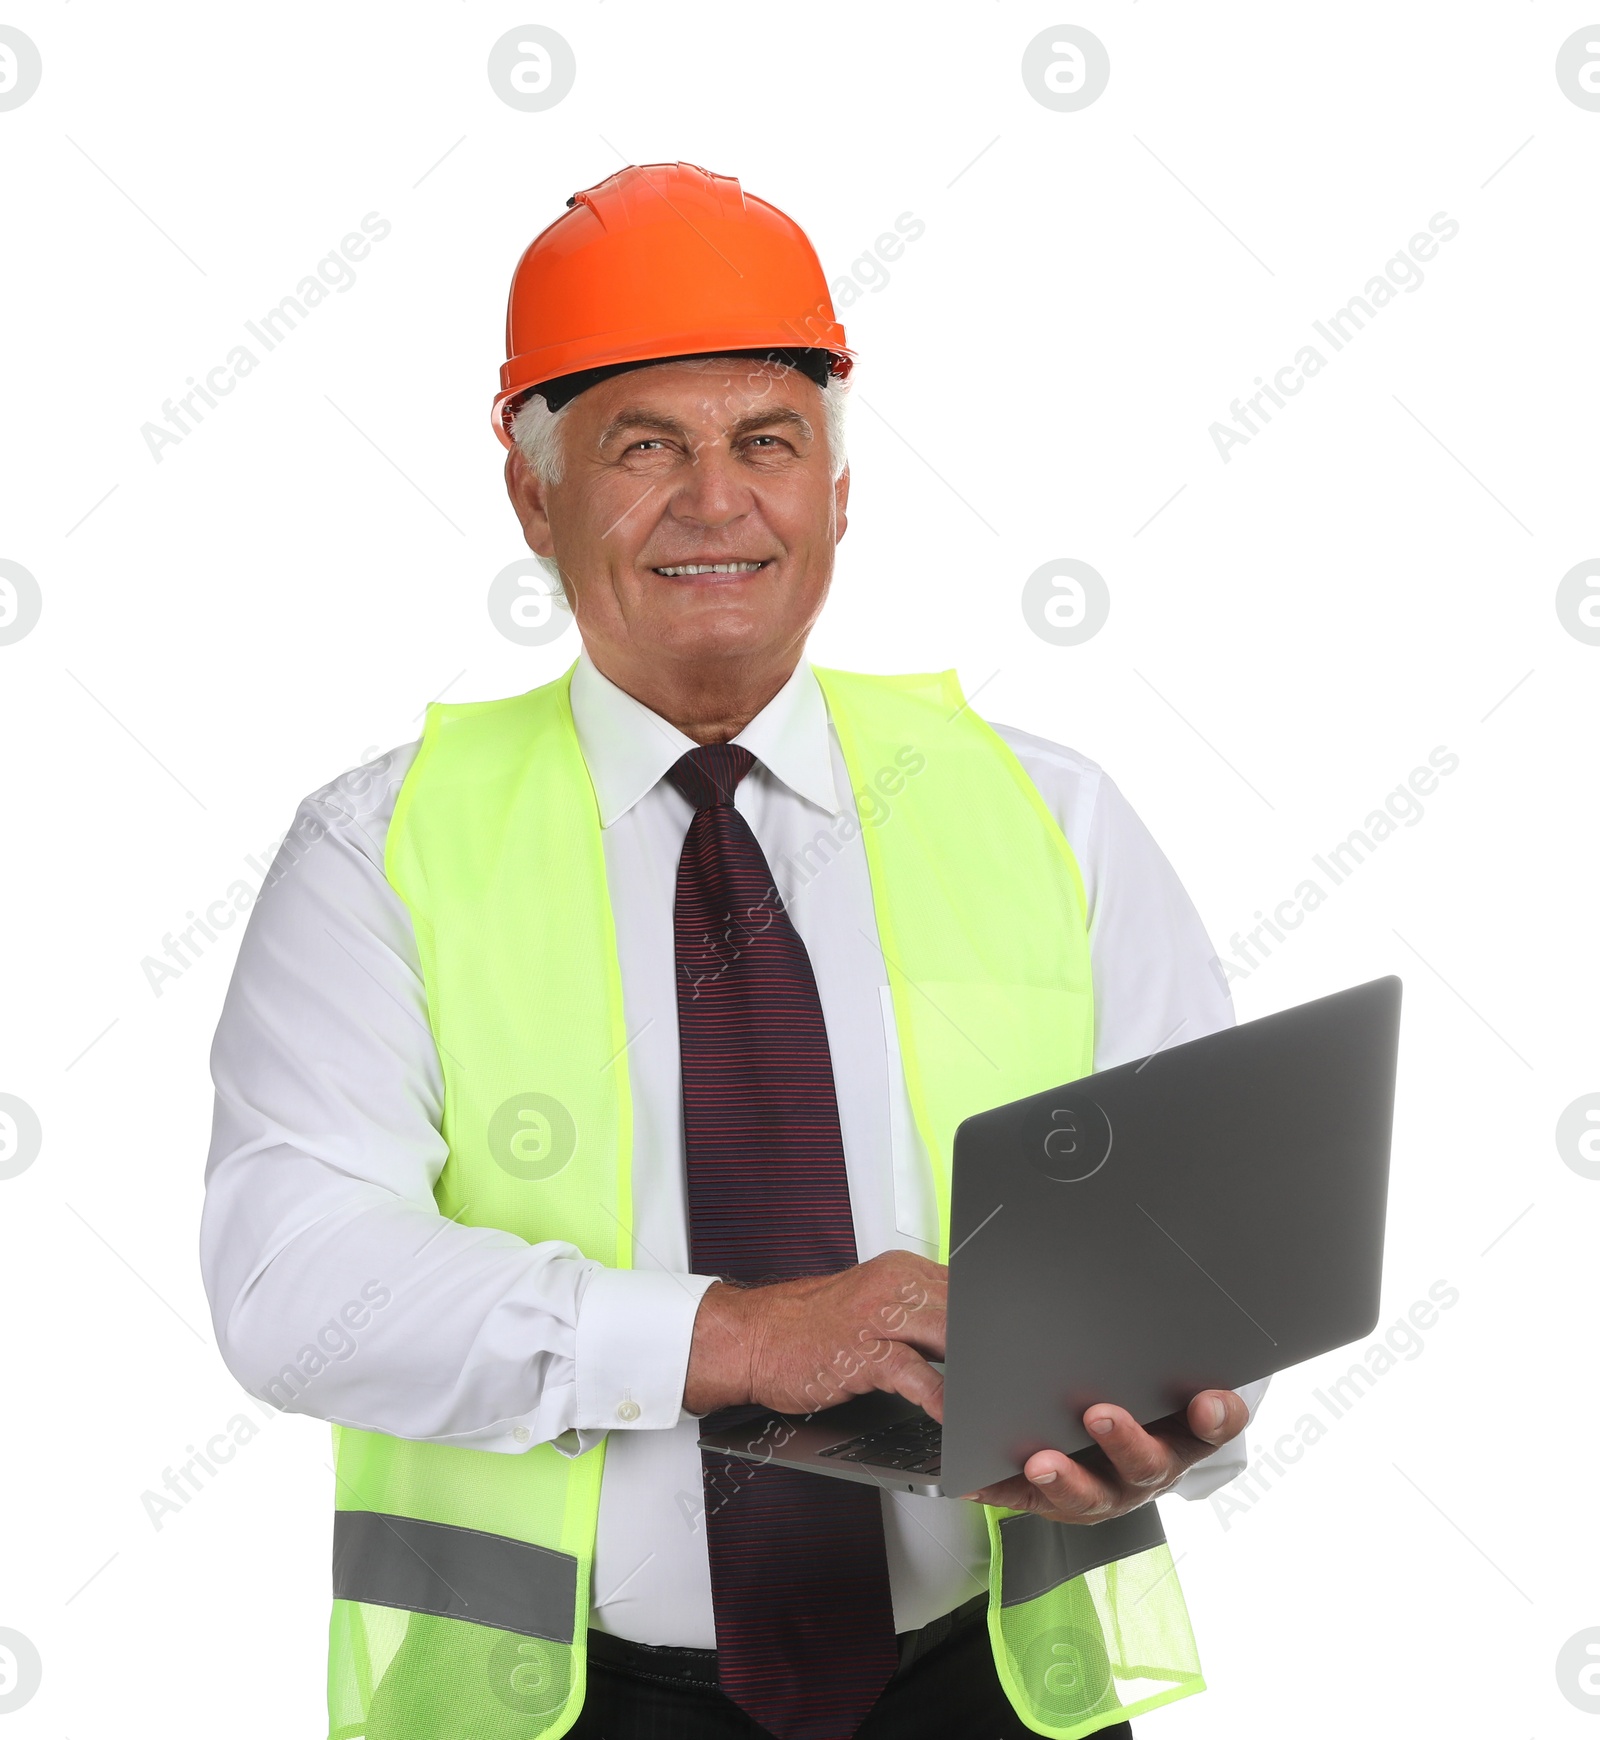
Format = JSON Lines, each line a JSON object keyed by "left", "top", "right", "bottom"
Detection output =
{"left": 667, "top": 743, "right": 756, "bottom": 810}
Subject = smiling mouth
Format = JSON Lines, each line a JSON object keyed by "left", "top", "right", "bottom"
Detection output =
{"left": 651, "top": 560, "right": 771, "bottom": 577}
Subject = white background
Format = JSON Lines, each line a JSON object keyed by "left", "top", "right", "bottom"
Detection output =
{"left": 2, "top": 3, "right": 1598, "bottom": 1735}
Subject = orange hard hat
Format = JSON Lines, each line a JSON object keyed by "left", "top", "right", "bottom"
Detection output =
{"left": 492, "top": 161, "right": 852, "bottom": 446}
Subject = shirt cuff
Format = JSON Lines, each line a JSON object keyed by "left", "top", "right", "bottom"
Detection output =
{"left": 573, "top": 1268, "right": 719, "bottom": 1433}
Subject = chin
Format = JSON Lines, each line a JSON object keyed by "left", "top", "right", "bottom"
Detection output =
{"left": 655, "top": 588, "right": 764, "bottom": 626}
{"left": 661, "top": 625, "right": 765, "bottom": 660}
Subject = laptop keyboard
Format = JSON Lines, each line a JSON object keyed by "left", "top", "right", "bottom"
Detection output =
{"left": 816, "top": 1413, "right": 942, "bottom": 1475}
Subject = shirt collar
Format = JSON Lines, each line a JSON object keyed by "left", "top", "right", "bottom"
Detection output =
{"left": 569, "top": 650, "right": 844, "bottom": 828}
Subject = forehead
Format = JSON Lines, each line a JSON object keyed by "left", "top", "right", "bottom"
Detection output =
{"left": 575, "top": 358, "right": 821, "bottom": 430}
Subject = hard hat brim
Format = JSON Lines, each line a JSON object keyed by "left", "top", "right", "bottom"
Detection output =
{"left": 493, "top": 338, "right": 852, "bottom": 447}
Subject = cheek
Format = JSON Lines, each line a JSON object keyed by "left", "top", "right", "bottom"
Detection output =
{"left": 762, "top": 477, "right": 839, "bottom": 552}
{"left": 558, "top": 476, "right": 666, "bottom": 560}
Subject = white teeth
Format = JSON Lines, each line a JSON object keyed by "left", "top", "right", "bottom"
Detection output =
{"left": 654, "top": 561, "right": 766, "bottom": 576}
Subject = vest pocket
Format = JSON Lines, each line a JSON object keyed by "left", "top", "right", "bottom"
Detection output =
{"left": 984, "top": 1506, "right": 1204, "bottom": 1740}
{"left": 330, "top": 1514, "right": 584, "bottom": 1738}
{"left": 332, "top": 1601, "right": 578, "bottom": 1738}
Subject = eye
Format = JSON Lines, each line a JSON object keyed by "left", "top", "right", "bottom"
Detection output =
{"left": 627, "top": 438, "right": 668, "bottom": 453}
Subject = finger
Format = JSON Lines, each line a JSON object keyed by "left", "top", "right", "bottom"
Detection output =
{"left": 962, "top": 1449, "right": 1122, "bottom": 1520}
{"left": 862, "top": 1282, "right": 946, "bottom": 1358}
{"left": 871, "top": 1344, "right": 945, "bottom": 1423}
{"left": 1185, "top": 1388, "right": 1249, "bottom": 1449}
{"left": 881, "top": 1304, "right": 946, "bottom": 1361}
{"left": 853, "top": 1300, "right": 946, "bottom": 1365}
{"left": 1109, "top": 1391, "right": 1249, "bottom": 1464}
{"left": 1080, "top": 1405, "right": 1184, "bottom": 1491}
{"left": 904, "top": 1273, "right": 948, "bottom": 1313}
{"left": 959, "top": 1472, "right": 1032, "bottom": 1508}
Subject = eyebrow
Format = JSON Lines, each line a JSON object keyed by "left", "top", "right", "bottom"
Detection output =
{"left": 596, "top": 405, "right": 816, "bottom": 451}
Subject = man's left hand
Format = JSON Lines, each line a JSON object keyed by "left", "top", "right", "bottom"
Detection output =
{"left": 960, "top": 1390, "right": 1249, "bottom": 1523}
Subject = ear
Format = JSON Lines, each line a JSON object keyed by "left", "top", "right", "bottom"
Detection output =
{"left": 833, "top": 462, "right": 850, "bottom": 544}
{"left": 505, "top": 445, "right": 557, "bottom": 558}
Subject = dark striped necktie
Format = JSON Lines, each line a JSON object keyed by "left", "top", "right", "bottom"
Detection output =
{"left": 667, "top": 742, "right": 899, "bottom": 1740}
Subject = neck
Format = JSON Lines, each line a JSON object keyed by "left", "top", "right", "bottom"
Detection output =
{"left": 584, "top": 648, "right": 801, "bottom": 744}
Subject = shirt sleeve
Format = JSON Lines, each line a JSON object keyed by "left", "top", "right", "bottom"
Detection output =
{"left": 198, "top": 750, "right": 713, "bottom": 1455}
{"left": 994, "top": 730, "right": 1272, "bottom": 1500}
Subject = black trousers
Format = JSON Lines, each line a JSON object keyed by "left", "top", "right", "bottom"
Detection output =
{"left": 570, "top": 1596, "right": 1135, "bottom": 1740}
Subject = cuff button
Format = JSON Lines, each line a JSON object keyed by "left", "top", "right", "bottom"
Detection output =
{"left": 615, "top": 1400, "right": 641, "bottom": 1422}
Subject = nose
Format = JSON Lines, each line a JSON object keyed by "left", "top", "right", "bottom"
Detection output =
{"left": 667, "top": 441, "right": 755, "bottom": 532}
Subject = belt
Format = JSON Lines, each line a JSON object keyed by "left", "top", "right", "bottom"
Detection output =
{"left": 588, "top": 1589, "right": 989, "bottom": 1689}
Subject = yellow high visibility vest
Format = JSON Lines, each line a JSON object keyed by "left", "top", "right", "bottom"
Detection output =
{"left": 326, "top": 665, "right": 1204, "bottom": 1739}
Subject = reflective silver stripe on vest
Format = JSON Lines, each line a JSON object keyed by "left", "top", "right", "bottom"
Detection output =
{"left": 998, "top": 1502, "right": 1167, "bottom": 1608}
{"left": 332, "top": 1510, "right": 579, "bottom": 1643}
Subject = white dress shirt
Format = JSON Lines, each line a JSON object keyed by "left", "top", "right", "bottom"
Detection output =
{"left": 200, "top": 652, "right": 1266, "bottom": 1647}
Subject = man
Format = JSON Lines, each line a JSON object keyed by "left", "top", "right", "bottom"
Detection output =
{"left": 201, "top": 162, "right": 1266, "bottom": 1740}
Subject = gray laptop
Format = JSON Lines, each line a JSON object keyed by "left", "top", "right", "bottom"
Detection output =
{"left": 698, "top": 975, "right": 1401, "bottom": 1499}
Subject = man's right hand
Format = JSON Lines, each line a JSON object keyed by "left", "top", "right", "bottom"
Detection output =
{"left": 683, "top": 1251, "right": 947, "bottom": 1422}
